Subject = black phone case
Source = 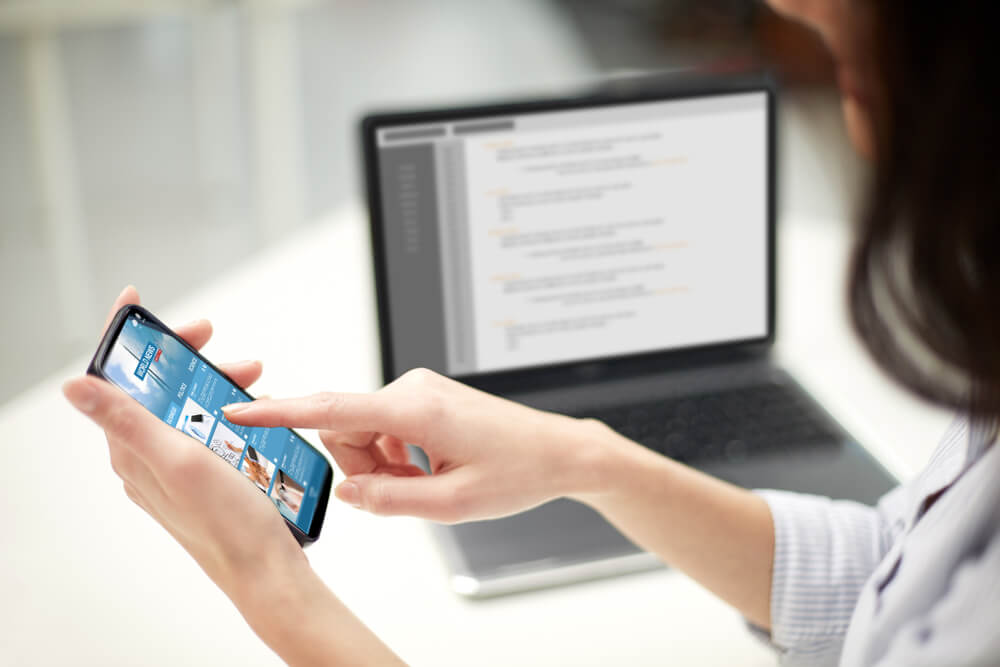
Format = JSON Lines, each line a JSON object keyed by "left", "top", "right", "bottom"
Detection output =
{"left": 88, "top": 304, "right": 333, "bottom": 546}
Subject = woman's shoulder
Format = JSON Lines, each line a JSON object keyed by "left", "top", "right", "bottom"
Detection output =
{"left": 867, "top": 523, "right": 1000, "bottom": 666}
{"left": 843, "top": 440, "right": 1000, "bottom": 666}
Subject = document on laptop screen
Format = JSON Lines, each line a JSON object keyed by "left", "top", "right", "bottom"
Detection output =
{"left": 375, "top": 91, "right": 769, "bottom": 377}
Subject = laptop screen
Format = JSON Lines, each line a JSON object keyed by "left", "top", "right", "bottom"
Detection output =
{"left": 371, "top": 89, "right": 769, "bottom": 378}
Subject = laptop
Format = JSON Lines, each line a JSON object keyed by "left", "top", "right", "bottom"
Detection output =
{"left": 360, "top": 73, "right": 896, "bottom": 598}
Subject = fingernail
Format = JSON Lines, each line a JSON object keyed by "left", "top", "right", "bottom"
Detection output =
{"left": 335, "top": 481, "right": 361, "bottom": 508}
{"left": 222, "top": 403, "right": 249, "bottom": 415}
{"left": 63, "top": 379, "right": 99, "bottom": 414}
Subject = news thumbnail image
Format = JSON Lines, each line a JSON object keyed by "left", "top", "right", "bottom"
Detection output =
{"left": 240, "top": 446, "right": 276, "bottom": 492}
{"left": 270, "top": 470, "right": 305, "bottom": 522}
{"left": 209, "top": 421, "right": 246, "bottom": 467}
{"left": 177, "top": 397, "right": 216, "bottom": 444}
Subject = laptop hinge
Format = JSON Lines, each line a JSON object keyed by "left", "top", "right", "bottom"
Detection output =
{"left": 462, "top": 342, "right": 772, "bottom": 398}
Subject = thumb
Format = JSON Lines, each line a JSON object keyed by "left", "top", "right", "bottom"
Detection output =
{"left": 335, "top": 473, "right": 467, "bottom": 523}
{"left": 63, "top": 376, "right": 168, "bottom": 463}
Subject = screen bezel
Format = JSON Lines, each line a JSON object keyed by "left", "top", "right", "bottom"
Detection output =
{"left": 362, "top": 71, "right": 777, "bottom": 393}
{"left": 87, "top": 304, "right": 333, "bottom": 544}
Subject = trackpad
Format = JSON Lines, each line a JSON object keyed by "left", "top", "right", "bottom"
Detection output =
{"left": 439, "top": 499, "right": 640, "bottom": 578}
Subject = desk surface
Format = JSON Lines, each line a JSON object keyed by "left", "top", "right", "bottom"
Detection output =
{"left": 0, "top": 204, "right": 952, "bottom": 666}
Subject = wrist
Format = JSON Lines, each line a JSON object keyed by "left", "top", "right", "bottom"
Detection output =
{"left": 554, "top": 417, "right": 638, "bottom": 500}
{"left": 228, "top": 544, "right": 318, "bottom": 656}
{"left": 559, "top": 417, "right": 675, "bottom": 507}
{"left": 228, "top": 544, "right": 402, "bottom": 666}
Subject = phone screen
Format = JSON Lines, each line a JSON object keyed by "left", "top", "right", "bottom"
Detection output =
{"left": 100, "top": 310, "right": 330, "bottom": 536}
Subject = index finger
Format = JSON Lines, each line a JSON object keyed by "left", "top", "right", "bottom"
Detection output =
{"left": 222, "top": 392, "right": 418, "bottom": 441}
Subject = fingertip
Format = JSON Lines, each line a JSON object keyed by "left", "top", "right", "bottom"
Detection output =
{"left": 119, "top": 284, "right": 140, "bottom": 303}
{"left": 179, "top": 317, "right": 212, "bottom": 334}
{"left": 221, "top": 401, "right": 254, "bottom": 420}
{"left": 173, "top": 318, "right": 214, "bottom": 351}
{"left": 335, "top": 480, "right": 361, "bottom": 508}
{"left": 342, "top": 473, "right": 439, "bottom": 518}
{"left": 63, "top": 376, "right": 101, "bottom": 414}
{"left": 219, "top": 359, "right": 262, "bottom": 375}
{"left": 102, "top": 286, "right": 141, "bottom": 338}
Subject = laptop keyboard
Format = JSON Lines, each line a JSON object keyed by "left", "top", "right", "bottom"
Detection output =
{"left": 574, "top": 382, "right": 841, "bottom": 464}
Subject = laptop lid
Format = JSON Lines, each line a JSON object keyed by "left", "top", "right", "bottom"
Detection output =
{"left": 362, "top": 73, "right": 776, "bottom": 392}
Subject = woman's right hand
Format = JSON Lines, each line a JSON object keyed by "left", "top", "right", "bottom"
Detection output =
{"left": 223, "top": 368, "right": 617, "bottom": 523}
{"left": 224, "top": 368, "right": 778, "bottom": 631}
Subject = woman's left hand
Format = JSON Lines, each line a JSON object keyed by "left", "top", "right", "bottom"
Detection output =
{"left": 62, "top": 286, "right": 306, "bottom": 611}
{"left": 63, "top": 287, "right": 404, "bottom": 665}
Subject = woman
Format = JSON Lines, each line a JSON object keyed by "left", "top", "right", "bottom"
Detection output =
{"left": 63, "top": 2, "right": 1000, "bottom": 665}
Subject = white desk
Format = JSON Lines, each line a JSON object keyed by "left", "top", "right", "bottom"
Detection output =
{"left": 0, "top": 204, "right": 952, "bottom": 666}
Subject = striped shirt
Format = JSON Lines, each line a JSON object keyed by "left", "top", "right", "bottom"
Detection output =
{"left": 752, "top": 417, "right": 1000, "bottom": 666}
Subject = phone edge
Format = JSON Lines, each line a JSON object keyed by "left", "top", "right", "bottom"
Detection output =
{"left": 87, "top": 304, "right": 334, "bottom": 546}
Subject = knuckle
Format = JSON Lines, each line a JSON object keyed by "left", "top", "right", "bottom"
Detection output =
{"left": 365, "top": 479, "right": 394, "bottom": 516}
{"left": 434, "top": 482, "right": 469, "bottom": 524}
{"left": 401, "top": 391, "right": 443, "bottom": 445}
{"left": 444, "top": 480, "right": 467, "bottom": 507}
{"left": 318, "top": 429, "right": 340, "bottom": 450}
{"left": 401, "top": 367, "right": 438, "bottom": 386}
{"left": 442, "top": 509, "right": 467, "bottom": 525}
{"left": 106, "top": 408, "right": 139, "bottom": 442}
{"left": 317, "top": 392, "right": 347, "bottom": 425}
{"left": 385, "top": 373, "right": 446, "bottom": 442}
{"left": 168, "top": 445, "right": 205, "bottom": 481}
{"left": 108, "top": 447, "right": 127, "bottom": 479}
{"left": 579, "top": 416, "right": 612, "bottom": 435}
{"left": 435, "top": 507, "right": 460, "bottom": 525}
{"left": 122, "top": 482, "right": 140, "bottom": 505}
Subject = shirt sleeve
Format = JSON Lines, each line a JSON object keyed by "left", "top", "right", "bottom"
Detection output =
{"left": 750, "top": 485, "right": 909, "bottom": 666}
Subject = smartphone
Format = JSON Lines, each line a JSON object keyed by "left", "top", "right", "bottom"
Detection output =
{"left": 88, "top": 304, "right": 332, "bottom": 545}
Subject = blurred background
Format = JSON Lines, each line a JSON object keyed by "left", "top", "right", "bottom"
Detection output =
{"left": 0, "top": 0, "right": 863, "bottom": 406}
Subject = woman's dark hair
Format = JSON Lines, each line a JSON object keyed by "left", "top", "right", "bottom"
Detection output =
{"left": 847, "top": 5, "right": 1000, "bottom": 420}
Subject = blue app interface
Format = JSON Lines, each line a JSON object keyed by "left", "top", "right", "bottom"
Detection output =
{"left": 104, "top": 313, "right": 328, "bottom": 533}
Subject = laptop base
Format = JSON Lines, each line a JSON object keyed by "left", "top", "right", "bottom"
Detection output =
{"left": 420, "top": 363, "right": 896, "bottom": 598}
